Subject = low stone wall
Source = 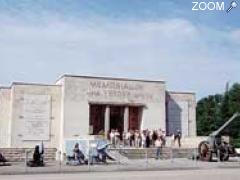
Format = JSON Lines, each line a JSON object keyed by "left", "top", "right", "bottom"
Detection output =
{"left": 165, "top": 136, "right": 208, "bottom": 148}
{"left": 118, "top": 148, "right": 197, "bottom": 159}
{"left": 0, "top": 148, "right": 57, "bottom": 162}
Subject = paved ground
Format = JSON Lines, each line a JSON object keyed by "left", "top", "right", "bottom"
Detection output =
{"left": 1, "top": 158, "right": 240, "bottom": 175}
{"left": 0, "top": 169, "right": 240, "bottom": 180}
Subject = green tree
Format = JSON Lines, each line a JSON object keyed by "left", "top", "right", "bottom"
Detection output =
{"left": 196, "top": 94, "right": 222, "bottom": 136}
{"left": 196, "top": 83, "right": 240, "bottom": 147}
{"left": 223, "top": 84, "right": 240, "bottom": 146}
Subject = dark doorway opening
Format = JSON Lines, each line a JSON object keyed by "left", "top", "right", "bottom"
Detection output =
{"left": 89, "top": 104, "right": 105, "bottom": 135}
{"left": 129, "top": 106, "right": 142, "bottom": 131}
{"left": 110, "top": 106, "right": 124, "bottom": 137}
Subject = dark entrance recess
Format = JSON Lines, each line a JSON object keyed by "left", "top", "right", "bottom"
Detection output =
{"left": 89, "top": 104, "right": 105, "bottom": 135}
{"left": 110, "top": 106, "right": 124, "bottom": 134}
{"left": 89, "top": 104, "right": 142, "bottom": 136}
{"left": 129, "top": 106, "right": 142, "bottom": 131}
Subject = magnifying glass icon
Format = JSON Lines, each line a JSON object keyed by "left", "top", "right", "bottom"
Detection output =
{"left": 226, "top": 1, "right": 238, "bottom": 13}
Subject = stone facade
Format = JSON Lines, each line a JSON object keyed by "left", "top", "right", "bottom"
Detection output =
{"left": 166, "top": 92, "right": 196, "bottom": 136}
{"left": 57, "top": 75, "right": 166, "bottom": 139}
{"left": 0, "top": 75, "right": 196, "bottom": 153}
{"left": 0, "top": 87, "right": 11, "bottom": 147}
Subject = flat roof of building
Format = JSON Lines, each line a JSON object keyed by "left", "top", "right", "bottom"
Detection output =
{"left": 11, "top": 82, "right": 61, "bottom": 87}
{"left": 57, "top": 74, "right": 166, "bottom": 84}
{"left": 167, "top": 91, "right": 195, "bottom": 95}
{"left": 0, "top": 86, "right": 11, "bottom": 89}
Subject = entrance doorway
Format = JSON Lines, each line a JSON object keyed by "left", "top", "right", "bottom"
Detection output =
{"left": 129, "top": 106, "right": 142, "bottom": 131}
{"left": 89, "top": 104, "right": 105, "bottom": 135}
{"left": 89, "top": 104, "right": 142, "bottom": 137}
{"left": 110, "top": 106, "right": 124, "bottom": 137}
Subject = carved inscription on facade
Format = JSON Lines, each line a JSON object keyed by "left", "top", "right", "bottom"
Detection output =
{"left": 23, "top": 95, "right": 51, "bottom": 140}
{"left": 87, "top": 80, "right": 159, "bottom": 103}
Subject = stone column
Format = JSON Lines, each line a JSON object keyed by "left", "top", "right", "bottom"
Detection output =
{"left": 104, "top": 106, "right": 110, "bottom": 138}
{"left": 124, "top": 106, "right": 129, "bottom": 133}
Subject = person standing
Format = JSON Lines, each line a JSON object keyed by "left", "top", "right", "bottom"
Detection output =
{"left": 152, "top": 130, "right": 158, "bottom": 146}
{"left": 110, "top": 129, "right": 115, "bottom": 147}
{"left": 146, "top": 131, "right": 151, "bottom": 148}
{"left": 161, "top": 130, "right": 166, "bottom": 147}
{"left": 174, "top": 129, "right": 182, "bottom": 147}
{"left": 130, "top": 130, "right": 135, "bottom": 147}
{"left": 126, "top": 130, "right": 131, "bottom": 146}
{"left": 114, "top": 129, "right": 120, "bottom": 147}
{"left": 141, "top": 131, "right": 146, "bottom": 148}
{"left": 134, "top": 130, "right": 140, "bottom": 148}
{"left": 155, "top": 137, "right": 162, "bottom": 159}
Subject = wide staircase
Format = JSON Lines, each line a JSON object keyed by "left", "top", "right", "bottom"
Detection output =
{"left": 0, "top": 148, "right": 57, "bottom": 162}
{"left": 0, "top": 137, "right": 206, "bottom": 162}
{"left": 110, "top": 136, "right": 207, "bottom": 160}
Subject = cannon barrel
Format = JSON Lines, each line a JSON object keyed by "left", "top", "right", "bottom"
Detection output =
{"left": 210, "top": 112, "right": 240, "bottom": 137}
{"left": 198, "top": 112, "right": 240, "bottom": 161}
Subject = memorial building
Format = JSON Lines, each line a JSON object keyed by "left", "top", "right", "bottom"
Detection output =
{"left": 0, "top": 75, "right": 196, "bottom": 152}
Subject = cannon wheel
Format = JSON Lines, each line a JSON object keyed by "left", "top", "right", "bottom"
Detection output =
{"left": 198, "top": 141, "right": 212, "bottom": 161}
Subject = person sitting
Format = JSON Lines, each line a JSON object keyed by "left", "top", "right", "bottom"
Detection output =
{"left": 73, "top": 143, "right": 86, "bottom": 164}
{"left": 27, "top": 145, "right": 44, "bottom": 167}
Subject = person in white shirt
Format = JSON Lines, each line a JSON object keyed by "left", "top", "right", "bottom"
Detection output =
{"left": 114, "top": 129, "right": 120, "bottom": 147}
{"left": 134, "top": 130, "right": 140, "bottom": 148}
{"left": 126, "top": 131, "right": 131, "bottom": 146}
{"left": 110, "top": 129, "right": 115, "bottom": 147}
{"left": 157, "top": 128, "right": 163, "bottom": 138}
{"left": 155, "top": 137, "right": 162, "bottom": 159}
{"left": 161, "top": 130, "right": 166, "bottom": 147}
{"left": 141, "top": 131, "right": 146, "bottom": 148}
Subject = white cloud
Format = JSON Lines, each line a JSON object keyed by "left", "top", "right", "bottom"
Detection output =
{"left": 0, "top": 17, "right": 240, "bottom": 99}
{"left": 230, "top": 29, "right": 240, "bottom": 43}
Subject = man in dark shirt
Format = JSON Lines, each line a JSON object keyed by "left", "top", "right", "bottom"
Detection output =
{"left": 174, "top": 129, "right": 182, "bottom": 147}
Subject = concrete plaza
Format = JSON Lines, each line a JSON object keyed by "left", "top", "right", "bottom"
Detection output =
{"left": 1, "top": 168, "right": 240, "bottom": 180}
{"left": 1, "top": 158, "right": 240, "bottom": 175}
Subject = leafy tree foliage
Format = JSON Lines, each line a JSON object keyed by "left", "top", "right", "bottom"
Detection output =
{"left": 197, "top": 94, "right": 223, "bottom": 136}
{"left": 196, "top": 83, "right": 240, "bottom": 147}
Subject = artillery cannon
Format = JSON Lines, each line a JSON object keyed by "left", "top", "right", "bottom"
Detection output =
{"left": 198, "top": 112, "right": 240, "bottom": 161}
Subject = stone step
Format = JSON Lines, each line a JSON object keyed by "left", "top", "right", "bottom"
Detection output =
{"left": 117, "top": 148, "right": 197, "bottom": 159}
{"left": 0, "top": 148, "right": 57, "bottom": 162}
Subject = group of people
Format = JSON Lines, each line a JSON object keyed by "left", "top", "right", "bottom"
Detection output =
{"left": 0, "top": 129, "right": 182, "bottom": 167}
{"left": 109, "top": 129, "right": 168, "bottom": 148}
{"left": 109, "top": 128, "right": 182, "bottom": 159}
{"left": 109, "top": 129, "right": 182, "bottom": 149}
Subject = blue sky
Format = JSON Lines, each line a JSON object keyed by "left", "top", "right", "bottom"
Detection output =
{"left": 0, "top": 0, "right": 240, "bottom": 99}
